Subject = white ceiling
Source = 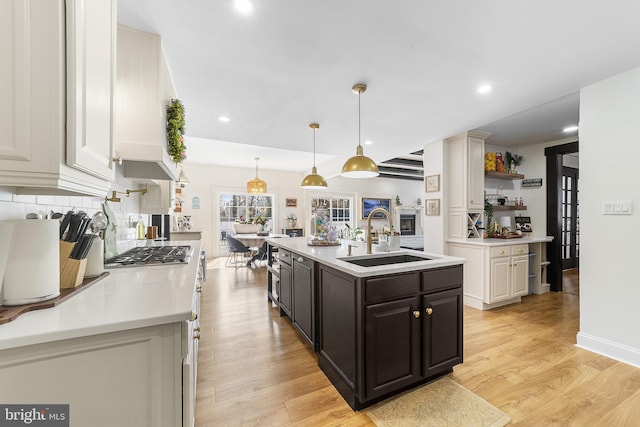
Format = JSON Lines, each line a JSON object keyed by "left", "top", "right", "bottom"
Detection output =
{"left": 117, "top": 0, "right": 640, "bottom": 174}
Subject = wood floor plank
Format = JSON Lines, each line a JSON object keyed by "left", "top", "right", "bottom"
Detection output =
{"left": 195, "top": 259, "right": 640, "bottom": 426}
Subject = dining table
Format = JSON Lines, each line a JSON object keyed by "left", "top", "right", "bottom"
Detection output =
{"left": 233, "top": 233, "right": 290, "bottom": 267}
{"left": 233, "top": 233, "right": 290, "bottom": 249}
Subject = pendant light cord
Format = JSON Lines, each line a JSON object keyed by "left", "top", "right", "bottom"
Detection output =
{"left": 313, "top": 128, "right": 317, "bottom": 167}
{"left": 255, "top": 157, "right": 259, "bottom": 178}
{"left": 358, "top": 91, "right": 362, "bottom": 148}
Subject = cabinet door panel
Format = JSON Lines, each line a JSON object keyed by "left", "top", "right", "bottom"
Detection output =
{"left": 422, "top": 289, "right": 462, "bottom": 376}
{"left": 66, "top": 0, "right": 116, "bottom": 181}
{"left": 293, "top": 257, "right": 314, "bottom": 345}
{"left": 446, "top": 137, "right": 465, "bottom": 210}
{"left": 511, "top": 255, "right": 529, "bottom": 296}
{"left": 490, "top": 257, "right": 510, "bottom": 302}
{"left": 279, "top": 262, "right": 292, "bottom": 317}
{"left": 365, "top": 297, "right": 420, "bottom": 400}
{"left": 0, "top": 0, "right": 62, "bottom": 169}
{"left": 467, "top": 137, "right": 485, "bottom": 209}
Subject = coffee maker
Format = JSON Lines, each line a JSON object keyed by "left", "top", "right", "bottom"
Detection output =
{"left": 151, "top": 214, "right": 171, "bottom": 241}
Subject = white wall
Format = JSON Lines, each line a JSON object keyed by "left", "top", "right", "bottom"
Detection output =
{"left": 423, "top": 140, "right": 445, "bottom": 253}
{"left": 178, "top": 163, "right": 423, "bottom": 257}
{"left": 577, "top": 66, "right": 640, "bottom": 367}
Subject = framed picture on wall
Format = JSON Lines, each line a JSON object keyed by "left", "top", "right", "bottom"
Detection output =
{"left": 425, "top": 174, "right": 440, "bottom": 193}
{"left": 361, "top": 197, "right": 391, "bottom": 219}
{"left": 425, "top": 199, "right": 440, "bottom": 216}
{"left": 286, "top": 198, "right": 297, "bottom": 207}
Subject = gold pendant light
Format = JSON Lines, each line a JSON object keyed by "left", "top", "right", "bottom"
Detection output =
{"left": 341, "top": 83, "right": 379, "bottom": 178}
{"left": 247, "top": 157, "right": 267, "bottom": 193}
{"left": 301, "top": 123, "right": 328, "bottom": 189}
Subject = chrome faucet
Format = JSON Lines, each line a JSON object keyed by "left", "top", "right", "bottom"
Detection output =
{"left": 366, "top": 207, "right": 392, "bottom": 254}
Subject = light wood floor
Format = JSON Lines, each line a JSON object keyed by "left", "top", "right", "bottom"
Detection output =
{"left": 195, "top": 263, "right": 640, "bottom": 426}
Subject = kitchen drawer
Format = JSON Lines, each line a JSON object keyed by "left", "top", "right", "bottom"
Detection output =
{"left": 421, "top": 266, "right": 462, "bottom": 293}
{"left": 490, "top": 246, "right": 510, "bottom": 258}
{"left": 511, "top": 244, "right": 528, "bottom": 256}
{"left": 365, "top": 273, "right": 420, "bottom": 303}
{"left": 279, "top": 249, "right": 292, "bottom": 266}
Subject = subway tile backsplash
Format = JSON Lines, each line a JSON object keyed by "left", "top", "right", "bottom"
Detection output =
{"left": 0, "top": 170, "right": 151, "bottom": 255}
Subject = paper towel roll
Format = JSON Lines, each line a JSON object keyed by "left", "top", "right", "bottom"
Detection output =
{"left": 2, "top": 219, "right": 60, "bottom": 306}
{"left": 0, "top": 221, "right": 15, "bottom": 302}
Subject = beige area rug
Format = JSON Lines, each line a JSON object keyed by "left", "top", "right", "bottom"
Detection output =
{"left": 366, "top": 377, "right": 510, "bottom": 427}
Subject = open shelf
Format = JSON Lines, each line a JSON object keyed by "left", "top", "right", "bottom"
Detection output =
{"left": 493, "top": 205, "right": 527, "bottom": 211}
{"left": 485, "top": 170, "right": 525, "bottom": 180}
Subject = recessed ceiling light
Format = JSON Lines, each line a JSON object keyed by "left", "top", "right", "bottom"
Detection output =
{"left": 233, "top": 0, "right": 254, "bottom": 14}
{"left": 563, "top": 125, "right": 579, "bottom": 133}
{"left": 218, "top": 116, "right": 230, "bottom": 123}
{"left": 477, "top": 84, "right": 493, "bottom": 94}
{"left": 364, "top": 140, "right": 373, "bottom": 145}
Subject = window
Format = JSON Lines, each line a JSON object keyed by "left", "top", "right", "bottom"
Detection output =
{"left": 219, "top": 193, "right": 274, "bottom": 240}
{"left": 310, "top": 196, "right": 353, "bottom": 231}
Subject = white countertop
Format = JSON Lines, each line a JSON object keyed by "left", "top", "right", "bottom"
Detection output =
{"left": 0, "top": 240, "right": 201, "bottom": 351}
{"left": 268, "top": 237, "right": 464, "bottom": 278}
{"left": 447, "top": 235, "right": 553, "bottom": 247}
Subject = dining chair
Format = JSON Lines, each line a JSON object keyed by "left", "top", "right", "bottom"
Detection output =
{"left": 225, "top": 235, "right": 253, "bottom": 268}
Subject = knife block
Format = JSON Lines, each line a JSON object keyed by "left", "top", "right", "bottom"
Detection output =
{"left": 60, "top": 241, "right": 87, "bottom": 289}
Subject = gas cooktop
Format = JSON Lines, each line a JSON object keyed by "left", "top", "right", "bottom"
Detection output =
{"left": 105, "top": 245, "right": 192, "bottom": 268}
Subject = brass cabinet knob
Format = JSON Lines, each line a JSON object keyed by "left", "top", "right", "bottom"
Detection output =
{"left": 297, "top": 257, "right": 304, "bottom": 262}
{"left": 193, "top": 332, "right": 200, "bottom": 340}
{"left": 499, "top": 250, "right": 505, "bottom": 254}
{"left": 194, "top": 327, "right": 201, "bottom": 332}
{"left": 519, "top": 248, "right": 524, "bottom": 252}
{"left": 426, "top": 307, "right": 433, "bottom": 315}
{"left": 413, "top": 310, "right": 421, "bottom": 319}
{"left": 191, "top": 311, "right": 198, "bottom": 321}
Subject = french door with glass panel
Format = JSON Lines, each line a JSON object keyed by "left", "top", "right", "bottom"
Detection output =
{"left": 561, "top": 167, "right": 579, "bottom": 270}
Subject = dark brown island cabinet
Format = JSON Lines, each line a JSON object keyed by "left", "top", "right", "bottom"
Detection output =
{"left": 266, "top": 242, "right": 463, "bottom": 409}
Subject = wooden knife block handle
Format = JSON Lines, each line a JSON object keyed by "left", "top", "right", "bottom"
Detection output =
{"left": 60, "top": 241, "right": 87, "bottom": 289}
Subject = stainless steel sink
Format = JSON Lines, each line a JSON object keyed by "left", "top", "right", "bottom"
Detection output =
{"left": 339, "top": 253, "right": 433, "bottom": 267}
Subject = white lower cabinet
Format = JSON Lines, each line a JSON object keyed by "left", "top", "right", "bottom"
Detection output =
{"left": 448, "top": 242, "right": 530, "bottom": 310}
{"left": 0, "top": 324, "right": 183, "bottom": 426}
{"left": 489, "top": 245, "right": 529, "bottom": 303}
{"left": 0, "top": 292, "right": 201, "bottom": 427}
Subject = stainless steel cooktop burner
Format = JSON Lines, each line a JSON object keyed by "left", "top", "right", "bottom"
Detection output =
{"left": 105, "top": 245, "right": 192, "bottom": 268}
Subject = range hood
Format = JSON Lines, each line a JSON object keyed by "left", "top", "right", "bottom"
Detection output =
{"left": 115, "top": 142, "right": 179, "bottom": 181}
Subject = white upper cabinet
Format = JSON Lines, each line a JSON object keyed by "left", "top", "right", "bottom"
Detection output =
{"left": 114, "top": 26, "right": 179, "bottom": 182}
{"left": 445, "top": 131, "right": 488, "bottom": 212}
{"left": 66, "top": 0, "right": 117, "bottom": 182}
{"left": 0, "top": 0, "right": 115, "bottom": 196}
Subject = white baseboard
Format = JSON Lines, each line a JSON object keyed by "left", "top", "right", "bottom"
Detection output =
{"left": 463, "top": 294, "right": 521, "bottom": 311}
{"left": 576, "top": 332, "right": 640, "bottom": 368}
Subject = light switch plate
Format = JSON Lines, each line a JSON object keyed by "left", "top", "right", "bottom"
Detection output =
{"left": 602, "top": 200, "right": 633, "bottom": 215}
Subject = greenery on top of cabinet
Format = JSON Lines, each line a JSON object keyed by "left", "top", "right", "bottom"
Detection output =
{"left": 167, "top": 99, "right": 186, "bottom": 163}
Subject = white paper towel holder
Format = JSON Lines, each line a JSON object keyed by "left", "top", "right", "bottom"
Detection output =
{"left": 2, "top": 219, "right": 60, "bottom": 306}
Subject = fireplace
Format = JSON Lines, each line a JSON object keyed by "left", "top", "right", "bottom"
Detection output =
{"left": 399, "top": 214, "right": 416, "bottom": 235}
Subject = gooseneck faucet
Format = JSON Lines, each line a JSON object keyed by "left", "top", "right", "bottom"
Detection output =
{"left": 366, "top": 207, "right": 392, "bottom": 254}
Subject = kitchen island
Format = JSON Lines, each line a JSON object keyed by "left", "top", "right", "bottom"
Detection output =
{"left": 0, "top": 240, "right": 202, "bottom": 427}
{"left": 267, "top": 237, "right": 465, "bottom": 409}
